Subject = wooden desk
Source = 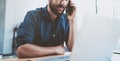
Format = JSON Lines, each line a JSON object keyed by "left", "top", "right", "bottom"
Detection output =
{"left": 1, "top": 54, "right": 120, "bottom": 61}
{"left": 1, "top": 52, "right": 71, "bottom": 61}
{"left": 2, "top": 55, "right": 65, "bottom": 61}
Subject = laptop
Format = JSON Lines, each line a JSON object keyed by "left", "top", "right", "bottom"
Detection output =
{"left": 36, "top": 15, "right": 120, "bottom": 61}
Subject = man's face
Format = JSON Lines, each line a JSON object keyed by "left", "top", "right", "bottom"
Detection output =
{"left": 49, "top": 0, "right": 69, "bottom": 16}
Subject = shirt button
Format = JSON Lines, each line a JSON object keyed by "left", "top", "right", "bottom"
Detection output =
{"left": 53, "top": 24, "right": 55, "bottom": 25}
{"left": 53, "top": 34, "right": 55, "bottom": 37}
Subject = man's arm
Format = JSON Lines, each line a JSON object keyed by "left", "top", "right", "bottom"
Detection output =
{"left": 16, "top": 44, "right": 64, "bottom": 58}
{"left": 67, "top": 21, "right": 74, "bottom": 51}
{"left": 66, "top": 0, "right": 76, "bottom": 51}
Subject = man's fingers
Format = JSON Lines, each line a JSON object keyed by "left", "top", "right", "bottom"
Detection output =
{"left": 69, "top": 2, "right": 76, "bottom": 15}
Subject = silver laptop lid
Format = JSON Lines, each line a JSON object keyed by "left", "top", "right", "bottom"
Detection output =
{"left": 71, "top": 15, "right": 119, "bottom": 61}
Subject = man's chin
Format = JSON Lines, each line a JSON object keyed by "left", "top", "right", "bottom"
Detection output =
{"left": 52, "top": 10, "right": 64, "bottom": 16}
{"left": 56, "top": 11, "right": 64, "bottom": 16}
{"left": 56, "top": 13, "right": 63, "bottom": 16}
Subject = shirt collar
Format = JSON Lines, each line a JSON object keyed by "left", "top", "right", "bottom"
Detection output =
{"left": 41, "top": 6, "right": 51, "bottom": 21}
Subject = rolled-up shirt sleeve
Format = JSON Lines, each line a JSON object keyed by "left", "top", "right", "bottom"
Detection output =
{"left": 16, "top": 11, "right": 37, "bottom": 48}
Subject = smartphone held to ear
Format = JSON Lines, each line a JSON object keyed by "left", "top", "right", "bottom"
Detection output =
{"left": 66, "top": 1, "right": 74, "bottom": 15}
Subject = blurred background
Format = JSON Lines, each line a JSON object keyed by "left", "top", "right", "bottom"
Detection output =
{"left": 0, "top": 0, "right": 120, "bottom": 56}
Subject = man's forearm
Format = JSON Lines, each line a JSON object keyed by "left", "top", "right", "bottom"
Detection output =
{"left": 66, "top": 0, "right": 76, "bottom": 51}
{"left": 16, "top": 44, "right": 64, "bottom": 58}
{"left": 67, "top": 20, "right": 74, "bottom": 51}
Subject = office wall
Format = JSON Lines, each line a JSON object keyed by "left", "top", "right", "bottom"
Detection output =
{"left": 73, "top": 0, "right": 96, "bottom": 31}
{"left": 0, "top": 0, "right": 6, "bottom": 54}
{"left": 114, "top": 0, "right": 120, "bottom": 19}
{"left": 114, "top": 0, "right": 120, "bottom": 52}
{"left": 3, "top": 0, "right": 48, "bottom": 54}
{"left": 97, "top": 0, "right": 114, "bottom": 17}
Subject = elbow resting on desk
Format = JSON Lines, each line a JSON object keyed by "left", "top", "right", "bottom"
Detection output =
{"left": 16, "top": 44, "right": 65, "bottom": 58}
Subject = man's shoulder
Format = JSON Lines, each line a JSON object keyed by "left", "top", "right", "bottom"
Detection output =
{"left": 27, "top": 7, "right": 43, "bottom": 16}
{"left": 23, "top": 7, "right": 45, "bottom": 23}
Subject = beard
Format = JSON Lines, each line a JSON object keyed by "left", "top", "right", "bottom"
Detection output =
{"left": 49, "top": 3, "right": 65, "bottom": 16}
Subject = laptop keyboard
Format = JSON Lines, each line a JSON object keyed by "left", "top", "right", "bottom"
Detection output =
{"left": 36, "top": 55, "right": 70, "bottom": 61}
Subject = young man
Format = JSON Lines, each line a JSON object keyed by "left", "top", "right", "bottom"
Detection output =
{"left": 16, "top": 0, "right": 76, "bottom": 58}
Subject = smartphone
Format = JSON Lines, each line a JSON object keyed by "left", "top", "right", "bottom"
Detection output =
{"left": 67, "top": 1, "right": 73, "bottom": 15}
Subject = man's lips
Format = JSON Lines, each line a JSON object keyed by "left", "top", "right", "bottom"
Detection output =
{"left": 57, "top": 7, "right": 64, "bottom": 11}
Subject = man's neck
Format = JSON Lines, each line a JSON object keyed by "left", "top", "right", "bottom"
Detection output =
{"left": 47, "top": 5, "right": 57, "bottom": 21}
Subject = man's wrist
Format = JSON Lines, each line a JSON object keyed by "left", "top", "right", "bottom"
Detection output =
{"left": 54, "top": 46, "right": 65, "bottom": 55}
{"left": 68, "top": 19, "right": 74, "bottom": 26}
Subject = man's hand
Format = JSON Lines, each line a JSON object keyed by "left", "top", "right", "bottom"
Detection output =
{"left": 66, "top": 0, "right": 76, "bottom": 21}
{"left": 53, "top": 45, "right": 65, "bottom": 55}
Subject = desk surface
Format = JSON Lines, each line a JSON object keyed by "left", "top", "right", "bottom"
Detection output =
{"left": 2, "top": 52, "right": 71, "bottom": 61}
{"left": 1, "top": 53, "right": 120, "bottom": 61}
{"left": 2, "top": 55, "right": 65, "bottom": 61}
